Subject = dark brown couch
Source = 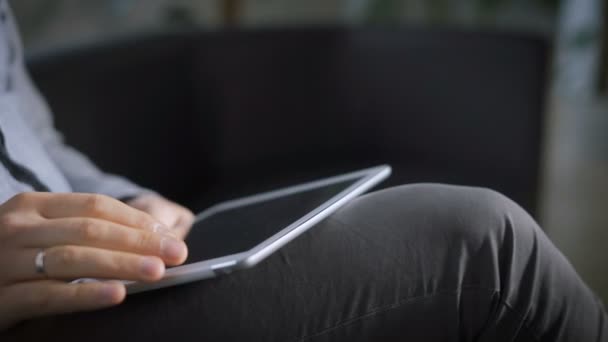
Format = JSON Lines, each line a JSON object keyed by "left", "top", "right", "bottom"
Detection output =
{"left": 27, "top": 27, "right": 549, "bottom": 214}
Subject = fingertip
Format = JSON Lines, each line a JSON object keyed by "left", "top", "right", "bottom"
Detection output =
{"left": 166, "top": 242, "right": 189, "bottom": 266}
{"left": 161, "top": 238, "right": 188, "bottom": 265}
{"left": 98, "top": 282, "right": 126, "bottom": 305}
{"left": 140, "top": 256, "right": 165, "bottom": 281}
{"left": 181, "top": 244, "right": 189, "bottom": 264}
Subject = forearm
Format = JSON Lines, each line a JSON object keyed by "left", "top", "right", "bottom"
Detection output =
{"left": 14, "top": 58, "right": 150, "bottom": 198}
{"left": 44, "top": 141, "right": 150, "bottom": 198}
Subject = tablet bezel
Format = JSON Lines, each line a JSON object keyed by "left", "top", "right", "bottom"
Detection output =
{"left": 126, "top": 165, "right": 391, "bottom": 294}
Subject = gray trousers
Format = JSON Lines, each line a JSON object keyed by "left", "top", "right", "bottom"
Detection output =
{"left": 6, "top": 184, "right": 608, "bottom": 341}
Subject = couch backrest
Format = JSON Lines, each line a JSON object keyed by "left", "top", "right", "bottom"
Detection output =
{"left": 28, "top": 28, "right": 548, "bottom": 213}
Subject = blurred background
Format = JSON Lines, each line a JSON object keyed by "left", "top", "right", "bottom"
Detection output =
{"left": 10, "top": 0, "right": 608, "bottom": 303}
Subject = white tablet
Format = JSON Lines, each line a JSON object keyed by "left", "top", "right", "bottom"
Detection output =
{"left": 123, "top": 165, "right": 391, "bottom": 294}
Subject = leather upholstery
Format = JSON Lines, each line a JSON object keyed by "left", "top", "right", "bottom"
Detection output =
{"left": 26, "top": 28, "right": 548, "bottom": 214}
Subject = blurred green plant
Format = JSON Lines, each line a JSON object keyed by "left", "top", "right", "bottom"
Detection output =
{"left": 599, "top": 0, "right": 608, "bottom": 93}
{"left": 364, "top": 0, "right": 560, "bottom": 23}
{"left": 365, "top": 0, "right": 403, "bottom": 23}
{"left": 478, "top": 0, "right": 559, "bottom": 11}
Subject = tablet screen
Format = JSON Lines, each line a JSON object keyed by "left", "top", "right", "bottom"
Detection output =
{"left": 183, "top": 177, "right": 359, "bottom": 264}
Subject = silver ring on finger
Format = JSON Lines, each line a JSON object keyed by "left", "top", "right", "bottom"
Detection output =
{"left": 34, "top": 249, "right": 47, "bottom": 276}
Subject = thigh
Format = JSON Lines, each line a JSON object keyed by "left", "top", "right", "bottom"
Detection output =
{"left": 4, "top": 184, "right": 604, "bottom": 342}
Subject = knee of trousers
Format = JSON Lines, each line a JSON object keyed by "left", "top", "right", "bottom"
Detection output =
{"left": 328, "top": 183, "right": 541, "bottom": 291}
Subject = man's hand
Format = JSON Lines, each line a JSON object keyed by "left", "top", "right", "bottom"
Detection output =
{"left": 126, "top": 194, "right": 194, "bottom": 240}
{"left": 0, "top": 192, "right": 189, "bottom": 331}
